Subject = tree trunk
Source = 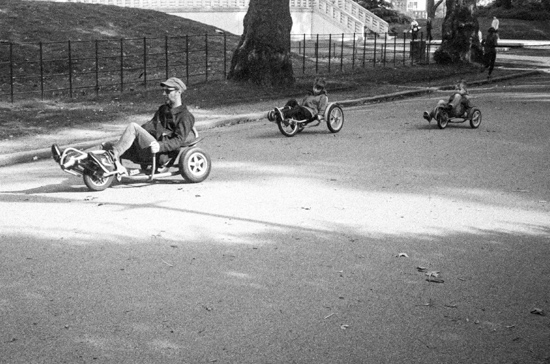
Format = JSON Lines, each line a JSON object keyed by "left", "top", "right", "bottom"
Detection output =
{"left": 427, "top": 0, "right": 445, "bottom": 19}
{"left": 433, "top": 0, "right": 483, "bottom": 64}
{"left": 227, "top": 0, "right": 294, "bottom": 87}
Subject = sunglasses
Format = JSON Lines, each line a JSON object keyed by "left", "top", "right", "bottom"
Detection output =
{"left": 163, "top": 88, "right": 177, "bottom": 94}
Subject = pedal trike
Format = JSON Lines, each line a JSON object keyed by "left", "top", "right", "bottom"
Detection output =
{"left": 267, "top": 103, "right": 344, "bottom": 137}
{"left": 431, "top": 101, "right": 482, "bottom": 130}
{"left": 51, "top": 128, "right": 211, "bottom": 191}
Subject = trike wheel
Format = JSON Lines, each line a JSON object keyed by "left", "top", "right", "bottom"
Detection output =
{"left": 83, "top": 172, "right": 114, "bottom": 191}
{"left": 277, "top": 119, "right": 299, "bottom": 137}
{"left": 469, "top": 108, "right": 482, "bottom": 129}
{"left": 178, "top": 147, "right": 211, "bottom": 183}
{"left": 436, "top": 109, "right": 449, "bottom": 129}
{"left": 326, "top": 104, "right": 344, "bottom": 133}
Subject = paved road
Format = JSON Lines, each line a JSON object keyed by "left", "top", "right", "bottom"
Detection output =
{"left": 1, "top": 74, "right": 549, "bottom": 363}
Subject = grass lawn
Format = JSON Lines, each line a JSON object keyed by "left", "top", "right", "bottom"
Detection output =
{"left": 0, "top": 1, "right": 547, "bottom": 141}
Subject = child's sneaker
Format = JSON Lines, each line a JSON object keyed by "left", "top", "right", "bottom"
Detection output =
{"left": 423, "top": 111, "right": 432, "bottom": 122}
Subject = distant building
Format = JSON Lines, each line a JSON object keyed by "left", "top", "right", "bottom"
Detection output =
{"left": 390, "top": 0, "right": 427, "bottom": 18}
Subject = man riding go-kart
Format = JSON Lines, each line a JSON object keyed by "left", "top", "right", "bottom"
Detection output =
{"left": 423, "top": 79, "right": 482, "bottom": 129}
{"left": 51, "top": 77, "right": 211, "bottom": 191}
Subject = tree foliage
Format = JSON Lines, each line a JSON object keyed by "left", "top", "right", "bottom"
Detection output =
{"left": 354, "top": 0, "right": 393, "bottom": 9}
{"left": 227, "top": 0, "right": 294, "bottom": 87}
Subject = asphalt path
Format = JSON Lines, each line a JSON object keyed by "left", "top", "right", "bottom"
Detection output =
{"left": 1, "top": 74, "right": 549, "bottom": 363}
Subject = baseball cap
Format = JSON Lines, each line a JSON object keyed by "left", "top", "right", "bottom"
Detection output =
{"left": 160, "top": 77, "right": 187, "bottom": 92}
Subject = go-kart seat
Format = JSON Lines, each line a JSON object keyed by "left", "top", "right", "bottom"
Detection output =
{"left": 143, "top": 126, "right": 202, "bottom": 171}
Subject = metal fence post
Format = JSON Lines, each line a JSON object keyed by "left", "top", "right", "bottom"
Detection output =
{"left": 373, "top": 33, "right": 377, "bottom": 67}
{"left": 352, "top": 33, "right": 356, "bottom": 69}
{"left": 185, "top": 35, "right": 189, "bottom": 84}
{"left": 362, "top": 33, "right": 366, "bottom": 68}
{"left": 120, "top": 38, "right": 124, "bottom": 92}
{"left": 39, "top": 42, "right": 44, "bottom": 100}
{"left": 403, "top": 33, "right": 406, "bottom": 65}
{"left": 165, "top": 36, "right": 169, "bottom": 80}
{"left": 315, "top": 34, "right": 319, "bottom": 74}
{"left": 205, "top": 33, "right": 209, "bottom": 82}
{"left": 393, "top": 34, "right": 397, "bottom": 67}
{"left": 420, "top": 32, "right": 424, "bottom": 64}
{"left": 143, "top": 37, "right": 147, "bottom": 89}
{"left": 410, "top": 35, "right": 414, "bottom": 66}
{"left": 68, "top": 40, "right": 73, "bottom": 98}
{"left": 383, "top": 33, "right": 387, "bottom": 67}
{"left": 328, "top": 34, "right": 332, "bottom": 73}
{"left": 223, "top": 32, "right": 227, "bottom": 79}
{"left": 303, "top": 33, "right": 306, "bottom": 74}
{"left": 9, "top": 42, "right": 14, "bottom": 103}
{"left": 95, "top": 40, "right": 99, "bottom": 96}
{"left": 340, "top": 33, "right": 344, "bottom": 72}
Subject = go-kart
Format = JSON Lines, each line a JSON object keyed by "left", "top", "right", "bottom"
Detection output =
{"left": 432, "top": 101, "right": 482, "bottom": 130}
{"left": 267, "top": 103, "right": 344, "bottom": 137}
{"left": 51, "top": 130, "right": 211, "bottom": 191}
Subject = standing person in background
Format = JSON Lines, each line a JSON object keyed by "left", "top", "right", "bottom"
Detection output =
{"left": 482, "top": 27, "right": 499, "bottom": 78}
{"left": 491, "top": 16, "right": 499, "bottom": 32}
{"left": 426, "top": 17, "right": 433, "bottom": 42}
{"left": 491, "top": 16, "right": 500, "bottom": 40}
{"left": 410, "top": 19, "right": 420, "bottom": 40}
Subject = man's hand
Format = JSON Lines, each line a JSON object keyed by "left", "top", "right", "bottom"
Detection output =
{"left": 150, "top": 141, "right": 160, "bottom": 154}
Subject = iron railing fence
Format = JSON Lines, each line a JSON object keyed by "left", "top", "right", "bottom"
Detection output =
{"left": 290, "top": 31, "right": 432, "bottom": 75}
{"left": 1, "top": 31, "right": 432, "bottom": 102}
{"left": 0, "top": 33, "right": 233, "bottom": 102}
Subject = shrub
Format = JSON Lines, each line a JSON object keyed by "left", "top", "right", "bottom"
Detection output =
{"left": 478, "top": 4, "right": 550, "bottom": 20}
{"left": 371, "top": 8, "right": 412, "bottom": 24}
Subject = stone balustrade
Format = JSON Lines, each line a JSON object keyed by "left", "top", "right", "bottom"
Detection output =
{"left": 64, "top": 0, "right": 388, "bottom": 34}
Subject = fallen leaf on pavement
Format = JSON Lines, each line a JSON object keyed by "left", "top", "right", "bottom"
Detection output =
{"left": 425, "top": 271, "right": 440, "bottom": 278}
{"left": 530, "top": 308, "right": 545, "bottom": 316}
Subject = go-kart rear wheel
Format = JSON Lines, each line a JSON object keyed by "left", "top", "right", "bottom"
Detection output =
{"left": 326, "top": 104, "right": 344, "bottom": 133}
{"left": 469, "top": 108, "right": 482, "bottom": 129}
{"left": 436, "top": 109, "right": 449, "bottom": 129}
{"left": 179, "top": 147, "right": 211, "bottom": 183}
{"left": 83, "top": 172, "right": 114, "bottom": 191}
{"left": 277, "top": 119, "right": 299, "bottom": 137}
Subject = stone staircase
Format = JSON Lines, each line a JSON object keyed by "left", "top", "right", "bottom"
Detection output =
{"left": 62, "top": 0, "right": 389, "bottom": 34}
{"left": 301, "top": 0, "right": 388, "bottom": 34}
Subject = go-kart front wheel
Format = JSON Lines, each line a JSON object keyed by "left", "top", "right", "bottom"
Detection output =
{"left": 277, "top": 119, "right": 299, "bottom": 137}
{"left": 469, "top": 108, "right": 482, "bottom": 129}
{"left": 435, "top": 109, "right": 449, "bottom": 129}
{"left": 326, "top": 104, "right": 344, "bottom": 133}
{"left": 83, "top": 172, "right": 114, "bottom": 191}
{"left": 179, "top": 147, "right": 211, "bottom": 183}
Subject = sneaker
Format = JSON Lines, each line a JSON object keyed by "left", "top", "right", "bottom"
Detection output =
{"left": 51, "top": 144, "right": 62, "bottom": 163}
{"left": 156, "top": 160, "right": 172, "bottom": 173}
{"left": 423, "top": 111, "right": 432, "bottom": 122}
